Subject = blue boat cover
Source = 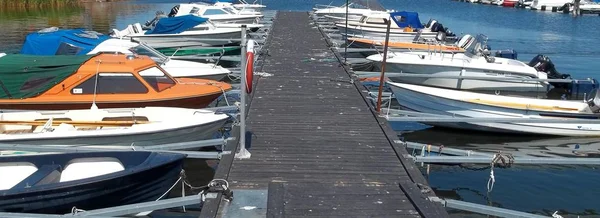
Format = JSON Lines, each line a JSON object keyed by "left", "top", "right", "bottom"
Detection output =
{"left": 145, "top": 15, "right": 208, "bottom": 35}
{"left": 20, "top": 28, "right": 110, "bottom": 55}
{"left": 390, "top": 11, "right": 424, "bottom": 29}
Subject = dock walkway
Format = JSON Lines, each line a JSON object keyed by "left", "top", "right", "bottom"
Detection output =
{"left": 210, "top": 11, "right": 448, "bottom": 218}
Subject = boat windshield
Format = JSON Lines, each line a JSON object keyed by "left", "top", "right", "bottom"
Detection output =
{"left": 130, "top": 43, "right": 169, "bottom": 64}
{"left": 138, "top": 66, "right": 176, "bottom": 92}
{"left": 465, "top": 34, "right": 489, "bottom": 58}
{"left": 222, "top": 7, "right": 237, "bottom": 14}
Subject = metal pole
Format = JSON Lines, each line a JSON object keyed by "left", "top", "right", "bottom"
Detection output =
{"left": 429, "top": 197, "right": 549, "bottom": 218}
{"left": 237, "top": 25, "right": 249, "bottom": 158}
{"left": 414, "top": 156, "right": 600, "bottom": 165}
{"left": 344, "top": 0, "right": 348, "bottom": 63}
{"left": 376, "top": 19, "right": 391, "bottom": 113}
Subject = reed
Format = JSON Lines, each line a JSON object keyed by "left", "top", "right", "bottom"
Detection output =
{"left": 0, "top": 0, "right": 80, "bottom": 7}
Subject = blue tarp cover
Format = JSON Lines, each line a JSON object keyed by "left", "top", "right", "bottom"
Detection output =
{"left": 390, "top": 11, "right": 424, "bottom": 29}
{"left": 20, "top": 28, "right": 109, "bottom": 55}
{"left": 145, "top": 15, "right": 208, "bottom": 35}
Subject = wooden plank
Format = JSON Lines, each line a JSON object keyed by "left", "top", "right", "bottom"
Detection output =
{"left": 267, "top": 182, "right": 285, "bottom": 218}
{"left": 214, "top": 11, "right": 449, "bottom": 218}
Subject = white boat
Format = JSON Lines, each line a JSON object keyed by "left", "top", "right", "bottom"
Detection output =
{"left": 562, "top": 0, "right": 600, "bottom": 13}
{"left": 92, "top": 40, "right": 231, "bottom": 80}
{"left": 214, "top": 0, "right": 266, "bottom": 13}
{"left": 170, "top": 3, "right": 263, "bottom": 24}
{"left": 336, "top": 11, "right": 453, "bottom": 42}
{"left": 367, "top": 34, "right": 551, "bottom": 92}
{"left": 530, "top": 0, "right": 571, "bottom": 10}
{"left": 388, "top": 82, "right": 600, "bottom": 136}
{"left": 20, "top": 28, "right": 231, "bottom": 81}
{"left": 313, "top": 1, "right": 388, "bottom": 20}
{"left": 112, "top": 15, "right": 243, "bottom": 48}
{"left": 0, "top": 107, "right": 230, "bottom": 146}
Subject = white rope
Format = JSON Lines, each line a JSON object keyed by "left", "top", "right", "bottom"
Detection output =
{"left": 156, "top": 175, "right": 183, "bottom": 201}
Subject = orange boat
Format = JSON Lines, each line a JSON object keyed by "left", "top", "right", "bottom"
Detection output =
{"left": 0, "top": 53, "right": 231, "bottom": 110}
{"left": 348, "top": 37, "right": 466, "bottom": 53}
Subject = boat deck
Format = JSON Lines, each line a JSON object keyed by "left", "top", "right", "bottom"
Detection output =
{"left": 204, "top": 11, "right": 448, "bottom": 218}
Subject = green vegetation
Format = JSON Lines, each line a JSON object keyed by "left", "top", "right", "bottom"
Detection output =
{"left": 0, "top": 0, "right": 83, "bottom": 20}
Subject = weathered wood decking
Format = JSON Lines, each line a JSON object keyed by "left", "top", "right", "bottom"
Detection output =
{"left": 207, "top": 11, "right": 449, "bottom": 218}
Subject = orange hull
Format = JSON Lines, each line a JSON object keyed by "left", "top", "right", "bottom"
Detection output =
{"left": 349, "top": 38, "right": 465, "bottom": 52}
{"left": 0, "top": 54, "right": 231, "bottom": 110}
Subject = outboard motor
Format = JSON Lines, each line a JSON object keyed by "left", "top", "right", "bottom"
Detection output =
{"left": 145, "top": 11, "right": 166, "bottom": 28}
{"left": 168, "top": 5, "right": 180, "bottom": 17}
{"left": 425, "top": 19, "right": 437, "bottom": 28}
{"left": 456, "top": 34, "right": 474, "bottom": 49}
{"left": 585, "top": 89, "right": 600, "bottom": 113}
{"left": 430, "top": 22, "right": 441, "bottom": 32}
{"left": 528, "top": 54, "right": 571, "bottom": 87}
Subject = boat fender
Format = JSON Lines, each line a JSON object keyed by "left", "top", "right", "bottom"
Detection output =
{"left": 245, "top": 40, "right": 255, "bottom": 94}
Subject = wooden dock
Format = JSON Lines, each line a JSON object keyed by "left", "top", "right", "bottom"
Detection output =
{"left": 202, "top": 11, "right": 449, "bottom": 218}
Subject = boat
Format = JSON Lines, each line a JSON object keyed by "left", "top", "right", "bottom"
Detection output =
{"left": 169, "top": 3, "right": 263, "bottom": 24}
{"left": 312, "top": 0, "right": 389, "bottom": 21}
{"left": 214, "top": 0, "right": 267, "bottom": 13}
{"left": 0, "top": 107, "right": 229, "bottom": 146}
{"left": 530, "top": 0, "right": 571, "bottom": 10}
{"left": 336, "top": 11, "right": 455, "bottom": 42}
{"left": 560, "top": 0, "right": 600, "bottom": 14}
{"left": 347, "top": 34, "right": 472, "bottom": 53}
{"left": 112, "top": 15, "right": 243, "bottom": 48}
{"left": 366, "top": 34, "right": 567, "bottom": 93}
{"left": 388, "top": 82, "right": 600, "bottom": 136}
{"left": 503, "top": 0, "right": 519, "bottom": 6}
{"left": 0, "top": 151, "right": 185, "bottom": 214}
{"left": 21, "top": 28, "right": 231, "bottom": 81}
{"left": 0, "top": 53, "right": 232, "bottom": 110}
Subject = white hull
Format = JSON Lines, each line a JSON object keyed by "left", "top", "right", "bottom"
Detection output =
{"left": 388, "top": 82, "right": 600, "bottom": 136}
{"left": 127, "top": 30, "right": 242, "bottom": 48}
{"left": 530, "top": 0, "right": 571, "bottom": 9}
{"left": 384, "top": 63, "right": 546, "bottom": 92}
{"left": 0, "top": 107, "right": 230, "bottom": 146}
{"left": 367, "top": 51, "right": 547, "bottom": 92}
{"left": 207, "top": 16, "right": 262, "bottom": 24}
{"left": 336, "top": 24, "right": 438, "bottom": 40}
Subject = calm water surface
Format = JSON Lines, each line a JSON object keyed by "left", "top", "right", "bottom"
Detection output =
{"left": 1, "top": 0, "right": 599, "bottom": 217}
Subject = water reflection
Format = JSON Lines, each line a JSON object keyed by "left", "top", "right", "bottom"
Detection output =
{"left": 0, "top": 1, "right": 153, "bottom": 53}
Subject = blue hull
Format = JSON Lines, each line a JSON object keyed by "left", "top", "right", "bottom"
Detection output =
{"left": 0, "top": 151, "right": 185, "bottom": 214}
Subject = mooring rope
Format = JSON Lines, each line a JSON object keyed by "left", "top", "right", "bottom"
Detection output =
{"left": 487, "top": 152, "right": 515, "bottom": 193}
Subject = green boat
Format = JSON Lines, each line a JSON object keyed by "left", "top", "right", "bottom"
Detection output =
{"left": 156, "top": 46, "right": 241, "bottom": 57}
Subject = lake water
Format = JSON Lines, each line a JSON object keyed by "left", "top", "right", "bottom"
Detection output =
{"left": 1, "top": 0, "right": 599, "bottom": 217}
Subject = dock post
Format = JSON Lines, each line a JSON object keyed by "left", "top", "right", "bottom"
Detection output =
{"left": 376, "top": 19, "right": 392, "bottom": 113}
{"left": 236, "top": 25, "right": 251, "bottom": 159}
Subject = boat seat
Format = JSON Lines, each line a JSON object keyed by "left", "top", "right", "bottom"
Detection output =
{"left": 12, "top": 165, "right": 61, "bottom": 189}
{"left": 60, "top": 158, "right": 125, "bottom": 182}
{"left": 0, "top": 162, "right": 37, "bottom": 190}
{"left": 133, "top": 23, "right": 144, "bottom": 34}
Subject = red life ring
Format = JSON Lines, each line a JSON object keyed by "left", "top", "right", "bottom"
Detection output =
{"left": 245, "top": 40, "right": 255, "bottom": 94}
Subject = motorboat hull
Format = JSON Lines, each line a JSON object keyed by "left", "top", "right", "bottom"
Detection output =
{"left": 385, "top": 62, "right": 546, "bottom": 92}
{"left": 338, "top": 27, "right": 438, "bottom": 42}
{"left": 388, "top": 82, "right": 600, "bottom": 136}
{"left": 208, "top": 16, "right": 262, "bottom": 24}
{"left": 129, "top": 31, "right": 243, "bottom": 48}
{"left": 0, "top": 151, "right": 185, "bottom": 214}
{"left": 0, "top": 118, "right": 227, "bottom": 146}
{"left": 0, "top": 92, "right": 224, "bottom": 110}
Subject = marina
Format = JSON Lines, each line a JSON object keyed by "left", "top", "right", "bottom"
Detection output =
{"left": 0, "top": 0, "right": 599, "bottom": 217}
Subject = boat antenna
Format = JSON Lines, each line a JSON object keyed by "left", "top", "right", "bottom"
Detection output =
{"left": 91, "top": 60, "right": 101, "bottom": 110}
